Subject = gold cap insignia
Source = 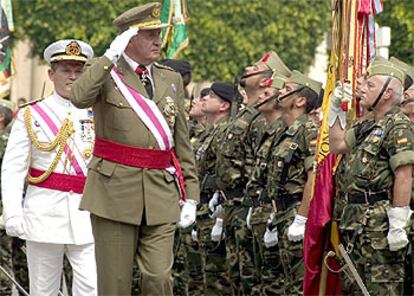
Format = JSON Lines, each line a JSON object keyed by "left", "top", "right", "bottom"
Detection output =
{"left": 152, "top": 5, "right": 161, "bottom": 18}
{"left": 65, "top": 41, "right": 81, "bottom": 56}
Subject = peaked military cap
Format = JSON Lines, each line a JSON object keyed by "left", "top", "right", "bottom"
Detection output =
{"left": 287, "top": 70, "right": 322, "bottom": 95}
{"left": 367, "top": 59, "right": 406, "bottom": 84}
{"left": 389, "top": 57, "right": 414, "bottom": 90}
{"left": 159, "top": 59, "right": 192, "bottom": 75}
{"left": 43, "top": 39, "right": 94, "bottom": 64}
{"left": 260, "top": 51, "right": 292, "bottom": 79}
{"left": 113, "top": 2, "right": 169, "bottom": 31}
{"left": 211, "top": 82, "right": 239, "bottom": 103}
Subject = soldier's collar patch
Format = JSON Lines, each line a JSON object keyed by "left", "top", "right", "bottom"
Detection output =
{"left": 372, "top": 129, "right": 384, "bottom": 137}
{"left": 397, "top": 137, "right": 408, "bottom": 145}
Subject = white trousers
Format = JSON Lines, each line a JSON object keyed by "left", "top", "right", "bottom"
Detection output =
{"left": 26, "top": 241, "right": 97, "bottom": 296}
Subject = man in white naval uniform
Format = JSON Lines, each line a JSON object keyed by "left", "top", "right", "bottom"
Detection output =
{"left": 1, "top": 40, "right": 97, "bottom": 296}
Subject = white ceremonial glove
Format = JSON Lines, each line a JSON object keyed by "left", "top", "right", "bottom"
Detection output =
{"left": 5, "top": 216, "right": 25, "bottom": 237}
{"left": 208, "top": 191, "right": 220, "bottom": 213}
{"left": 386, "top": 206, "right": 413, "bottom": 251}
{"left": 211, "top": 218, "right": 225, "bottom": 242}
{"left": 287, "top": 215, "right": 308, "bottom": 242}
{"left": 328, "top": 82, "right": 352, "bottom": 129}
{"left": 191, "top": 228, "right": 198, "bottom": 243}
{"left": 264, "top": 213, "right": 278, "bottom": 248}
{"left": 178, "top": 199, "right": 197, "bottom": 229}
{"left": 104, "top": 27, "right": 139, "bottom": 63}
{"left": 246, "top": 207, "right": 253, "bottom": 230}
{"left": 210, "top": 204, "right": 225, "bottom": 219}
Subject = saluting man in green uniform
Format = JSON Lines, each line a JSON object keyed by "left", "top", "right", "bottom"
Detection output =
{"left": 70, "top": 2, "right": 199, "bottom": 295}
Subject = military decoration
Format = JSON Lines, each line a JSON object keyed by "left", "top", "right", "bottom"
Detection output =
{"left": 163, "top": 96, "right": 177, "bottom": 129}
{"left": 79, "top": 118, "right": 94, "bottom": 143}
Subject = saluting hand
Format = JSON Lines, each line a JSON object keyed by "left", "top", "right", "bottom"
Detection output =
{"left": 104, "top": 27, "right": 139, "bottom": 63}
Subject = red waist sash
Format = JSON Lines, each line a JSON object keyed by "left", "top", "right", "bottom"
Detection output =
{"left": 93, "top": 137, "right": 186, "bottom": 201}
{"left": 28, "top": 168, "right": 86, "bottom": 194}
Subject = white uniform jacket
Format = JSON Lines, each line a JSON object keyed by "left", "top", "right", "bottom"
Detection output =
{"left": 1, "top": 93, "right": 94, "bottom": 245}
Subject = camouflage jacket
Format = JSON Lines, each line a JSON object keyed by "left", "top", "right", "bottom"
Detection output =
{"left": 197, "top": 116, "right": 230, "bottom": 195}
{"left": 215, "top": 106, "right": 264, "bottom": 197}
{"left": 0, "top": 130, "right": 9, "bottom": 211}
{"left": 189, "top": 121, "right": 211, "bottom": 154}
{"left": 336, "top": 107, "right": 414, "bottom": 195}
{"left": 267, "top": 114, "right": 318, "bottom": 200}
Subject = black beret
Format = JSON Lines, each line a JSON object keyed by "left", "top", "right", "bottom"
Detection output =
{"left": 159, "top": 59, "right": 192, "bottom": 75}
{"left": 211, "top": 82, "right": 238, "bottom": 103}
{"left": 200, "top": 87, "right": 210, "bottom": 98}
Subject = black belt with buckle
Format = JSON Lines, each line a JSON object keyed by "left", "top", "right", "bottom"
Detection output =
{"left": 345, "top": 191, "right": 389, "bottom": 204}
{"left": 275, "top": 194, "right": 302, "bottom": 211}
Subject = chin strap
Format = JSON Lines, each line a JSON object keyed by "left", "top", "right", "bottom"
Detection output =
{"left": 255, "top": 86, "right": 305, "bottom": 109}
{"left": 367, "top": 77, "right": 392, "bottom": 112}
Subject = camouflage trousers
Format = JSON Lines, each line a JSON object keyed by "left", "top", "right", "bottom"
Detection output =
{"left": 274, "top": 206, "right": 304, "bottom": 295}
{"left": 173, "top": 226, "right": 204, "bottom": 296}
{"left": 198, "top": 204, "right": 231, "bottom": 295}
{"left": 0, "top": 233, "right": 29, "bottom": 296}
{"left": 335, "top": 199, "right": 408, "bottom": 296}
{"left": 403, "top": 223, "right": 413, "bottom": 296}
{"left": 224, "top": 201, "right": 257, "bottom": 295}
{"left": 250, "top": 203, "right": 285, "bottom": 296}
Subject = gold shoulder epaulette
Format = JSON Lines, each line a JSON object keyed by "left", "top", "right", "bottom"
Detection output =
{"left": 19, "top": 97, "right": 45, "bottom": 108}
{"left": 154, "top": 62, "right": 176, "bottom": 72}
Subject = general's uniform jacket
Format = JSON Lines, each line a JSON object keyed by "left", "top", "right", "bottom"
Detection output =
{"left": 70, "top": 56, "right": 199, "bottom": 226}
{"left": 1, "top": 93, "right": 94, "bottom": 244}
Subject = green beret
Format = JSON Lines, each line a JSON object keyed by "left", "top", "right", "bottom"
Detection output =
{"left": 260, "top": 51, "right": 292, "bottom": 78}
{"left": 113, "top": 2, "right": 169, "bottom": 31}
{"left": 367, "top": 60, "right": 406, "bottom": 84}
{"left": 286, "top": 70, "right": 322, "bottom": 95}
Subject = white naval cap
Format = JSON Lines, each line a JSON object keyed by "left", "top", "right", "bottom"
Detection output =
{"left": 43, "top": 39, "right": 94, "bottom": 64}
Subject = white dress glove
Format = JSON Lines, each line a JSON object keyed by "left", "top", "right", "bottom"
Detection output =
{"left": 211, "top": 218, "right": 225, "bottom": 242}
{"left": 210, "top": 204, "right": 225, "bottom": 219}
{"left": 104, "top": 27, "right": 139, "bottom": 63}
{"left": 208, "top": 191, "right": 220, "bottom": 213}
{"left": 5, "top": 216, "right": 25, "bottom": 237}
{"left": 328, "top": 82, "right": 352, "bottom": 129}
{"left": 246, "top": 207, "right": 253, "bottom": 230}
{"left": 191, "top": 228, "right": 198, "bottom": 243}
{"left": 263, "top": 213, "right": 278, "bottom": 248}
{"left": 287, "top": 214, "right": 307, "bottom": 242}
{"left": 178, "top": 199, "right": 197, "bottom": 228}
{"left": 386, "top": 206, "right": 413, "bottom": 251}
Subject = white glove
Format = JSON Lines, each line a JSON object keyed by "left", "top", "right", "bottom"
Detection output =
{"left": 246, "top": 207, "right": 253, "bottom": 230}
{"left": 328, "top": 82, "right": 352, "bottom": 129}
{"left": 208, "top": 191, "right": 220, "bottom": 213}
{"left": 386, "top": 206, "right": 413, "bottom": 251}
{"left": 191, "top": 229, "right": 198, "bottom": 243}
{"left": 178, "top": 199, "right": 197, "bottom": 228}
{"left": 5, "top": 216, "right": 25, "bottom": 237}
{"left": 264, "top": 213, "right": 278, "bottom": 248}
{"left": 287, "top": 215, "right": 307, "bottom": 242}
{"left": 211, "top": 218, "right": 225, "bottom": 242}
{"left": 210, "top": 204, "right": 225, "bottom": 219}
{"left": 104, "top": 27, "right": 139, "bottom": 63}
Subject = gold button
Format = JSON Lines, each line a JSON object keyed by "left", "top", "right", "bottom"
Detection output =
{"left": 148, "top": 145, "right": 154, "bottom": 149}
{"left": 104, "top": 65, "right": 109, "bottom": 70}
{"left": 119, "top": 102, "right": 124, "bottom": 107}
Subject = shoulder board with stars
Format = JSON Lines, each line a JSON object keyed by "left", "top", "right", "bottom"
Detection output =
{"left": 19, "top": 97, "right": 45, "bottom": 108}
{"left": 154, "top": 62, "right": 177, "bottom": 72}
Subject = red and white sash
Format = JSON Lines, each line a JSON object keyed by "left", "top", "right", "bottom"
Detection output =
{"left": 111, "top": 67, "right": 174, "bottom": 150}
{"left": 30, "top": 102, "right": 87, "bottom": 177}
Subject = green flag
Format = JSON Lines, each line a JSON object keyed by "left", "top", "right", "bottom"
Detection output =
{"left": 161, "top": 0, "right": 189, "bottom": 59}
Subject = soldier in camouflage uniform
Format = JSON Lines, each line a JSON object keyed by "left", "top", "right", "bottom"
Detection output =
{"left": 189, "top": 88, "right": 210, "bottom": 153}
{"left": 196, "top": 82, "right": 237, "bottom": 295}
{"left": 244, "top": 74, "right": 289, "bottom": 295}
{"left": 211, "top": 51, "right": 291, "bottom": 295}
{"left": 330, "top": 60, "right": 414, "bottom": 295}
{"left": 265, "top": 71, "right": 322, "bottom": 295}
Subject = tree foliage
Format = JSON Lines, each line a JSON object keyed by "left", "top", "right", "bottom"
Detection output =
{"left": 376, "top": 0, "right": 414, "bottom": 63}
{"left": 14, "top": 0, "right": 330, "bottom": 81}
